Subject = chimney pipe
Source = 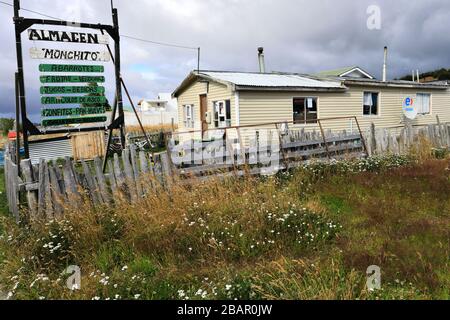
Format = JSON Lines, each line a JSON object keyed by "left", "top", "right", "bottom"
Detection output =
{"left": 416, "top": 70, "right": 420, "bottom": 83}
{"left": 412, "top": 70, "right": 415, "bottom": 82}
{"left": 382, "top": 46, "right": 388, "bottom": 82}
{"left": 258, "top": 47, "right": 266, "bottom": 73}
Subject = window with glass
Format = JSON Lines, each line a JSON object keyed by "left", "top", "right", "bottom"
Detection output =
{"left": 363, "top": 92, "right": 379, "bottom": 116}
{"left": 213, "top": 100, "right": 231, "bottom": 128}
{"left": 416, "top": 93, "right": 431, "bottom": 115}
{"left": 293, "top": 97, "right": 318, "bottom": 124}
{"left": 183, "top": 104, "right": 194, "bottom": 128}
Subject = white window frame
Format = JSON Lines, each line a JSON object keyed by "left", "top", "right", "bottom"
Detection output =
{"left": 363, "top": 91, "right": 380, "bottom": 117}
{"left": 416, "top": 93, "right": 431, "bottom": 115}
{"left": 183, "top": 104, "right": 194, "bottom": 128}
{"left": 213, "top": 100, "right": 232, "bottom": 128}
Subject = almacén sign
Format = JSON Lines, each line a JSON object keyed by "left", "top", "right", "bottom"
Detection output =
{"left": 39, "top": 64, "right": 104, "bottom": 73}
{"left": 41, "top": 107, "right": 106, "bottom": 117}
{"left": 41, "top": 96, "right": 107, "bottom": 105}
{"left": 42, "top": 117, "right": 107, "bottom": 127}
{"left": 40, "top": 86, "right": 105, "bottom": 95}
{"left": 28, "top": 29, "right": 109, "bottom": 45}
{"left": 40, "top": 75, "right": 105, "bottom": 83}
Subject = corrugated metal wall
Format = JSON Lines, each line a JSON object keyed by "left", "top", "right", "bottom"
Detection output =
{"left": 29, "top": 138, "right": 73, "bottom": 165}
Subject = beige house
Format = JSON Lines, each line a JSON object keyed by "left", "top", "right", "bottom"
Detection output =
{"left": 172, "top": 68, "right": 450, "bottom": 142}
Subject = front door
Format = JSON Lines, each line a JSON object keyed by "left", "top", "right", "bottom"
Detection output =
{"left": 200, "top": 94, "right": 208, "bottom": 136}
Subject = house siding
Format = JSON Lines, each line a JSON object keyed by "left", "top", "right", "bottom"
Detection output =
{"left": 239, "top": 86, "right": 450, "bottom": 133}
{"left": 176, "top": 77, "right": 449, "bottom": 144}
{"left": 176, "top": 80, "right": 235, "bottom": 140}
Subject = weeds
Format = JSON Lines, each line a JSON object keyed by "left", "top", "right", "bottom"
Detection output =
{"left": 0, "top": 154, "right": 448, "bottom": 300}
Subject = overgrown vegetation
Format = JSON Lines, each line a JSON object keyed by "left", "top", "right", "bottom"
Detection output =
{"left": 0, "top": 152, "right": 449, "bottom": 300}
{"left": 398, "top": 67, "right": 450, "bottom": 81}
{"left": 0, "top": 118, "right": 15, "bottom": 136}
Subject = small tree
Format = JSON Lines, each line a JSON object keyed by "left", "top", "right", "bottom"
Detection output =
{"left": 0, "top": 118, "right": 15, "bottom": 136}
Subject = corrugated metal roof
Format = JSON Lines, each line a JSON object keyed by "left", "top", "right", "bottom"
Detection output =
{"left": 29, "top": 138, "right": 72, "bottom": 165}
{"left": 200, "top": 71, "right": 344, "bottom": 89}
{"left": 341, "top": 78, "right": 449, "bottom": 89}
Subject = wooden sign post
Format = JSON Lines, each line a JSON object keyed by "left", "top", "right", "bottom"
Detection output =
{"left": 13, "top": 0, "right": 126, "bottom": 160}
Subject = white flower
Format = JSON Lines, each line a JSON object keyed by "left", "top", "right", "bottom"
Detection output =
{"left": 178, "top": 290, "right": 186, "bottom": 298}
{"left": 195, "top": 289, "right": 204, "bottom": 296}
{"left": 134, "top": 294, "right": 141, "bottom": 299}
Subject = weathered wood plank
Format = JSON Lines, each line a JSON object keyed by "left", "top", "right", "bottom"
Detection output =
{"left": 130, "top": 145, "right": 143, "bottom": 196}
{"left": 81, "top": 160, "right": 101, "bottom": 205}
{"left": 94, "top": 157, "right": 111, "bottom": 203}
{"left": 20, "top": 159, "right": 38, "bottom": 217}
{"left": 113, "top": 153, "right": 125, "bottom": 186}
{"left": 37, "top": 159, "right": 47, "bottom": 217}
{"left": 63, "top": 157, "right": 80, "bottom": 203}
{"left": 107, "top": 159, "right": 117, "bottom": 195}
{"left": 139, "top": 151, "right": 149, "bottom": 174}
{"left": 43, "top": 161, "right": 54, "bottom": 219}
{"left": 122, "top": 148, "right": 138, "bottom": 200}
{"left": 48, "top": 163, "right": 64, "bottom": 216}
{"left": 9, "top": 160, "right": 20, "bottom": 222}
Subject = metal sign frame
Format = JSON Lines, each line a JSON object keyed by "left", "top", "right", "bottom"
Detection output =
{"left": 13, "top": 0, "right": 126, "bottom": 159}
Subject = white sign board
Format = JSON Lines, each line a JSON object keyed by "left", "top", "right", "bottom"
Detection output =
{"left": 403, "top": 96, "right": 417, "bottom": 120}
{"left": 28, "top": 29, "right": 109, "bottom": 45}
{"left": 30, "top": 48, "right": 111, "bottom": 62}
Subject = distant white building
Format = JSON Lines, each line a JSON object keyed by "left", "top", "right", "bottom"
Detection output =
{"left": 124, "top": 93, "right": 178, "bottom": 127}
{"left": 138, "top": 93, "right": 178, "bottom": 113}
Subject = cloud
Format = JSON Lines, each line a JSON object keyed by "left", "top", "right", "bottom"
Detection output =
{"left": 0, "top": 0, "right": 449, "bottom": 121}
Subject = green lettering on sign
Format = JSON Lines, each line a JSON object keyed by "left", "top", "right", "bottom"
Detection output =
{"left": 39, "top": 64, "right": 104, "bottom": 73}
{"left": 40, "top": 75, "right": 105, "bottom": 83}
{"left": 41, "top": 107, "right": 106, "bottom": 117}
{"left": 42, "top": 116, "right": 107, "bottom": 127}
{"left": 41, "top": 96, "right": 107, "bottom": 105}
{"left": 40, "top": 86, "right": 105, "bottom": 94}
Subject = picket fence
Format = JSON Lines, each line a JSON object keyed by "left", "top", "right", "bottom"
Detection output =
{"left": 3, "top": 118, "right": 450, "bottom": 220}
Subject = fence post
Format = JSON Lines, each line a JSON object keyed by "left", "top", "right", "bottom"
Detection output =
{"left": 317, "top": 120, "right": 331, "bottom": 159}
{"left": 20, "top": 159, "right": 37, "bottom": 217}
{"left": 353, "top": 117, "right": 369, "bottom": 157}
{"left": 5, "top": 147, "right": 20, "bottom": 222}
{"left": 122, "top": 147, "right": 138, "bottom": 201}
{"left": 94, "top": 157, "right": 111, "bottom": 203}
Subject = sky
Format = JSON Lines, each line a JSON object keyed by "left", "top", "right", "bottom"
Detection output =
{"left": 1, "top": 0, "right": 450, "bottom": 122}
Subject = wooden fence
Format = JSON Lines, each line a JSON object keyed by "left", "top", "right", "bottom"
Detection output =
{"left": 3, "top": 118, "right": 450, "bottom": 220}
{"left": 363, "top": 117, "right": 450, "bottom": 156}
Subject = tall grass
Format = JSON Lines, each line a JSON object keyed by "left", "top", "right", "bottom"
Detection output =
{"left": 0, "top": 150, "right": 449, "bottom": 300}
